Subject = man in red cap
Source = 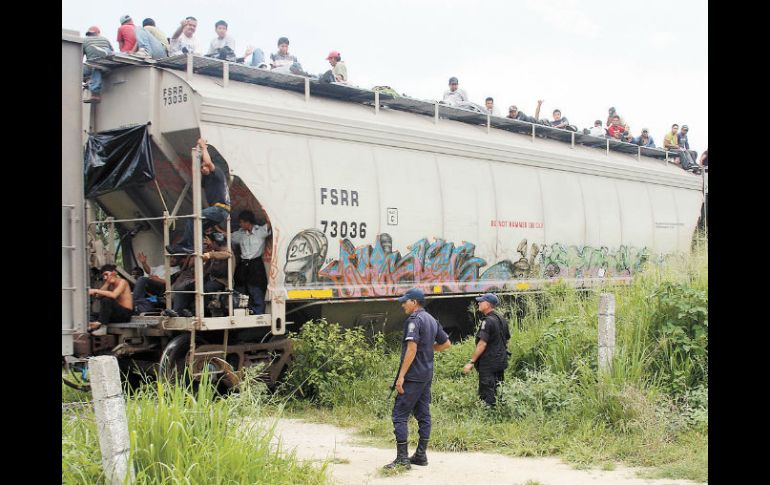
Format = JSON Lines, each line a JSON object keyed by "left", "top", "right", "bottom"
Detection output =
{"left": 325, "top": 51, "right": 348, "bottom": 83}
{"left": 82, "top": 26, "right": 114, "bottom": 103}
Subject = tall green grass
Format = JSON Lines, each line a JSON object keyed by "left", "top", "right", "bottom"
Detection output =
{"left": 280, "top": 247, "right": 708, "bottom": 482}
{"left": 62, "top": 372, "right": 330, "bottom": 485}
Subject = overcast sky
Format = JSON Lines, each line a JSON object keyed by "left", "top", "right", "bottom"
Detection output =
{"left": 63, "top": 0, "right": 708, "bottom": 152}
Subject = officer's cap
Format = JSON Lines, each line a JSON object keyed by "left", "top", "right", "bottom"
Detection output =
{"left": 398, "top": 287, "right": 425, "bottom": 303}
{"left": 475, "top": 293, "right": 499, "bottom": 306}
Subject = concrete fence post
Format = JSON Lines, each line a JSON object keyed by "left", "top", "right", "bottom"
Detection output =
{"left": 90, "top": 355, "right": 135, "bottom": 485}
{"left": 598, "top": 293, "right": 616, "bottom": 373}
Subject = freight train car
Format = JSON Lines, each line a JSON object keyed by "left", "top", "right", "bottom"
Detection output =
{"left": 62, "top": 32, "right": 705, "bottom": 386}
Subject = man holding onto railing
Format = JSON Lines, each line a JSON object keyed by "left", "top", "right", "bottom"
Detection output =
{"left": 167, "top": 138, "right": 231, "bottom": 255}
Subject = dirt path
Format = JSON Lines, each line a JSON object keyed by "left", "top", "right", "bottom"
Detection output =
{"left": 268, "top": 418, "right": 704, "bottom": 485}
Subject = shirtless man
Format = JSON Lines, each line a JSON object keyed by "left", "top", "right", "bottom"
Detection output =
{"left": 88, "top": 264, "right": 134, "bottom": 331}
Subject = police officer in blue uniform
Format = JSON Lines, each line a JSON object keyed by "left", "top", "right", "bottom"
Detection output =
{"left": 462, "top": 293, "right": 511, "bottom": 406}
{"left": 384, "top": 288, "right": 452, "bottom": 469}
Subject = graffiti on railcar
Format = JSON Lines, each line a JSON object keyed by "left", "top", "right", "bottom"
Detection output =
{"left": 284, "top": 230, "right": 651, "bottom": 296}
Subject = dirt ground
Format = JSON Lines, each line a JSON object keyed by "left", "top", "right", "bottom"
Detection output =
{"left": 267, "top": 418, "right": 705, "bottom": 485}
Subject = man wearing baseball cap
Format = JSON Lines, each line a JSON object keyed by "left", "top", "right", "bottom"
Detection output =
{"left": 384, "top": 287, "right": 451, "bottom": 470}
{"left": 463, "top": 293, "right": 511, "bottom": 406}
{"left": 82, "top": 26, "right": 114, "bottom": 103}
{"left": 442, "top": 76, "right": 468, "bottom": 107}
{"left": 117, "top": 15, "right": 137, "bottom": 53}
{"left": 325, "top": 51, "right": 347, "bottom": 83}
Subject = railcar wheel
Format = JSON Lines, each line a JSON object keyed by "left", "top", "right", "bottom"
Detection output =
{"left": 158, "top": 333, "right": 207, "bottom": 384}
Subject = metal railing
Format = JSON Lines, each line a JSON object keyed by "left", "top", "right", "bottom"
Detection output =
{"left": 87, "top": 146, "right": 237, "bottom": 367}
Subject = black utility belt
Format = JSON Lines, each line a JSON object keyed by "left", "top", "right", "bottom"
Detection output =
{"left": 242, "top": 257, "right": 263, "bottom": 263}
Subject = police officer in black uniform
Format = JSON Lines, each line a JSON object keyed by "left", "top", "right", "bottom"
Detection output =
{"left": 462, "top": 293, "right": 511, "bottom": 406}
{"left": 384, "top": 288, "right": 452, "bottom": 470}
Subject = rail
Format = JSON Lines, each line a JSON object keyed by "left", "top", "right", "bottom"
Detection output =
{"left": 86, "top": 53, "right": 698, "bottom": 168}
{"left": 87, "top": 147, "right": 237, "bottom": 364}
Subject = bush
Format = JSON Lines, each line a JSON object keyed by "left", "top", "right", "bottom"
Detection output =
{"left": 498, "top": 368, "right": 579, "bottom": 419}
{"left": 648, "top": 282, "right": 708, "bottom": 395}
{"left": 281, "top": 319, "right": 387, "bottom": 405}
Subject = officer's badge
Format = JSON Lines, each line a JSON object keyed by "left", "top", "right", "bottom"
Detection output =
{"left": 481, "top": 321, "right": 486, "bottom": 330}
{"left": 408, "top": 322, "right": 416, "bottom": 333}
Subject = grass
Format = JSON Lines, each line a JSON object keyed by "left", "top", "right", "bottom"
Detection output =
{"left": 275, "top": 246, "right": 708, "bottom": 483}
{"left": 62, "top": 246, "right": 707, "bottom": 483}
{"left": 62, "top": 372, "right": 331, "bottom": 485}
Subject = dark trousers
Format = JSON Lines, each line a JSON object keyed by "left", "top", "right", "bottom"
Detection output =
{"left": 478, "top": 369, "right": 505, "bottom": 406}
{"left": 235, "top": 257, "right": 267, "bottom": 314}
{"left": 96, "top": 298, "right": 134, "bottom": 325}
{"left": 392, "top": 380, "right": 432, "bottom": 442}
{"left": 133, "top": 276, "right": 165, "bottom": 299}
{"left": 172, "top": 279, "right": 225, "bottom": 315}
{"left": 177, "top": 205, "right": 230, "bottom": 251}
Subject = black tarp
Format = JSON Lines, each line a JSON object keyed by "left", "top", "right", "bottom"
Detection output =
{"left": 84, "top": 124, "right": 154, "bottom": 198}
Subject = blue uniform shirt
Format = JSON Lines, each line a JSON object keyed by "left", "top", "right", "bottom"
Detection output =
{"left": 401, "top": 308, "right": 449, "bottom": 382}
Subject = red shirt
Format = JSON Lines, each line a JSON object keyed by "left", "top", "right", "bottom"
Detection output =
{"left": 117, "top": 22, "right": 137, "bottom": 52}
{"left": 607, "top": 124, "right": 625, "bottom": 139}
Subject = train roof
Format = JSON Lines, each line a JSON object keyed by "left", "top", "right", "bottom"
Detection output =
{"left": 87, "top": 53, "right": 678, "bottom": 162}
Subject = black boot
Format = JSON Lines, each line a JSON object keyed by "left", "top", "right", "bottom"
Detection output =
{"left": 409, "top": 438, "right": 429, "bottom": 466}
{"left": 383, "top": 441, "right": 411, "bottom": 470}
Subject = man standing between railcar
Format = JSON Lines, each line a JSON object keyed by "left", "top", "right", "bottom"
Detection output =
{"left": 463, "top": 293, "right": 511, "bottom": 406}
{"left": 385, "top": 288, "right": 452, "bottom": 470}
{"left": 232, "top": 210, "right": 271, "bottom": 315}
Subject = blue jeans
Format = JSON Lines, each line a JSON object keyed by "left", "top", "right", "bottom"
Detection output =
{"left": 392, "top": 380, "right": 432, "bottom": 442}
{"left": 83, "top": 65, "right": 102, "bottom": 94}
{"left": 177, "top": 205, "right": 230, "bottom": 251}
{"left": 249, "top": 48, "right": 266, "bottom": 67}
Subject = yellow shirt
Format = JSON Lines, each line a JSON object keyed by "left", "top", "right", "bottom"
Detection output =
{"left": 664, "top": 132, "right": 679, "bottom": 149}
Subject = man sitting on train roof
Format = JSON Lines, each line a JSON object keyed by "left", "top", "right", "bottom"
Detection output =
{"left": 132, "top": 24, "right": 168, "bottom": 59}
{"left": 117, "top": 15, "right": 137, "bottom": 53}
{"left": 632, "top": 128, "right": 656, "bottom": 148}
{"left": 607, "top": 115, "right": 627, "bottom": 140}
{"left": 549, "top": 109, "right": 570, "bottom": 130}
{"left": 270, "top": 37, "right": 303, "bottom": 74}
{"left": 142, "top": 18, "right": 169, "bottom": 55}
{"left": 506, "top": 105, "right": 537, "bottom": 123}
{"left": 167, "top": 138, "right": 231, "bottom": 255}
{"left": 588, "top": 120, "right": 606, "bottom": 137}
{"left": 169, "top": 16, "right": 200, "bottom": 56}
{"left": 606, "top": 107, "right": 630, "bottom": 133}
{"left": 88, "top": 264, "right": 134, "bottom": 332}
{"left": 484, "top": 97, "right": 498, "bottom": 116}
{"left": 325, "top": 51, "right": 348, "bottom": 83}
{"left": 664, "top": 124, "right": 701, "bottom": 173}
{"left": 82, "top": 26, "right": 114, "bottom": 104}
{"left": 442, "top": 77, "right": 468, "bottom": 107}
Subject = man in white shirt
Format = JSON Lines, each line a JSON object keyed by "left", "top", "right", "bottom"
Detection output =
{"left": 206, "top": 20, "right": 236, "bottom": 56}
{"left": 133, "top": 252, "right": 182, "bottom": 312}
{"left": 169, "top": 16, "right": 200, "bottom": 56}
{"left": 442, "top": 77, "right": 468, "bottom": 106}
{"left": 484, "top": 97, "right": 498, "bottom": 116}
{"left": 231, "top": 210, "right": 272, "bottom": 315}
{"left": 588, "top": 120, "right": 605, "bottom": 137}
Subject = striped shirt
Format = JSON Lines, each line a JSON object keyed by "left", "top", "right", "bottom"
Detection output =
{"left": 83, "top": 35, "right": 113, "bottom": 60}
